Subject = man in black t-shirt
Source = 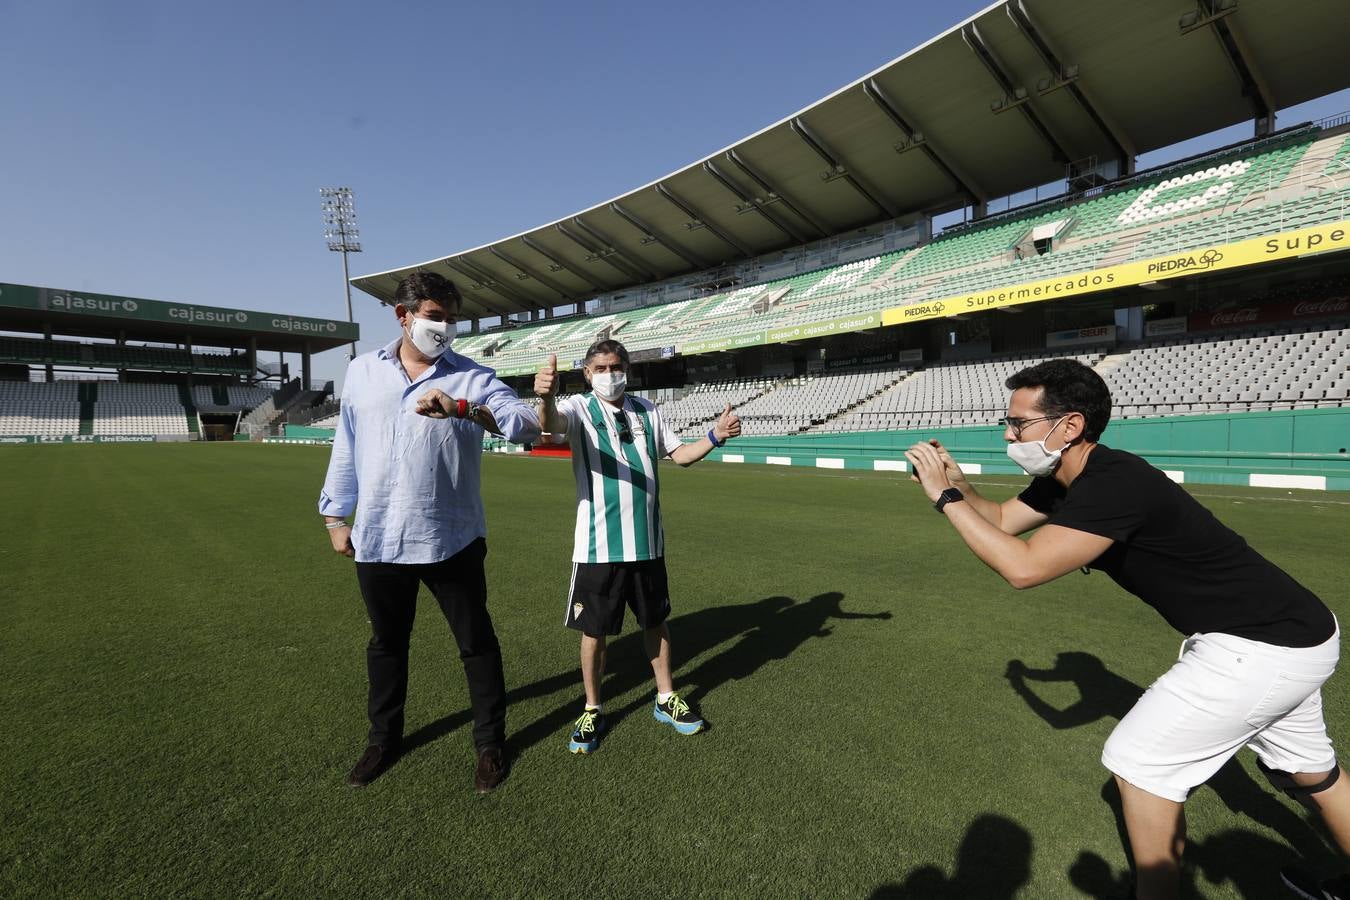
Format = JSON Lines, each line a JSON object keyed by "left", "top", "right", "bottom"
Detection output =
{"left": 904, "top": 359, "right": 1347, "bottom": 900}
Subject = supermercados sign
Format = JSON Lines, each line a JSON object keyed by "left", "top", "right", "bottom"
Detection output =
{"left": 882, "top": 219, "right": 1350, "bottom": 326}
{"left": 0, "top": 283, "right": 359, "bottom": 341}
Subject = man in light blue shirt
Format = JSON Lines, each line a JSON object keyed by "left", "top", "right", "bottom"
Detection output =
{"left": 319, "top": 271, "right": 539, "bottom": 792}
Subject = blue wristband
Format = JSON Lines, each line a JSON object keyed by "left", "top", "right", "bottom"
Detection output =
{"left": 707, "top": 429, "right": 723, "bottom": 448}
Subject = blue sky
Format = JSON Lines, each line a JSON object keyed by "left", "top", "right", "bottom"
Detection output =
{"left": 4, "top": 1, "right": 1347, "bottom": 388}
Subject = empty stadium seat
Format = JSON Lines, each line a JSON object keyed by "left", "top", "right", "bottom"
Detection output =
{"left": 0, "top": 381, "right": 81, "bottom": 436}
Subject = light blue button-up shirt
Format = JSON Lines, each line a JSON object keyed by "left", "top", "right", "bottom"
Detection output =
{"left": 318, "top": 337, "right": 541, "bottom": 564}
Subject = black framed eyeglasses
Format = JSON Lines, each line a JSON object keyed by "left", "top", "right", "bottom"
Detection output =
{"left": 999, "top": 414, "right": 1058, "bottom": 439}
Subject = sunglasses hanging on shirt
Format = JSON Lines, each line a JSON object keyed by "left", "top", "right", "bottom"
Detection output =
{"left": 591, "top": 405, "right": 634, "bottom": 444}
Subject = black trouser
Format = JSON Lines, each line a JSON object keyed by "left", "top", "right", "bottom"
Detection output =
{"left": 354, "top": 538, "right": 505, "bottom": 752}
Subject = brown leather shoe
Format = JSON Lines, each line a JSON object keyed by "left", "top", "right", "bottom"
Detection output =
{"left": 347, "top": 744, "right": 395, "bottom": 787}
{"left": 474, "top": 746, "right": 506, "bottom": 794}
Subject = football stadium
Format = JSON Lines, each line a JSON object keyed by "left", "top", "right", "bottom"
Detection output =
{"left": 5, "top": 1, "right": 1350, "bottom": 897}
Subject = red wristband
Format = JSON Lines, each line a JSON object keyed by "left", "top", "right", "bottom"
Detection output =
{"left": 456, "top": 398, "right": 469, "bottom": 419}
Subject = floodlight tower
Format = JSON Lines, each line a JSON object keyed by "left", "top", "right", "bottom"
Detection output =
{"left": 321, "top": 186, "right": 362, "bottom": 360}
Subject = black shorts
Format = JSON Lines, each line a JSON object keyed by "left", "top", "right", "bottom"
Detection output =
{"left": 565, "top": 559, "right": 671, "bottom": 636}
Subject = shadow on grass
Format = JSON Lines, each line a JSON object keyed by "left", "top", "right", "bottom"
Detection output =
{"left": 1071, "top": 827, "right": 1306, "bottom": 899}
{"left": 869, "top": 814, "right": 1032, "bottom": 899}
{"left": 400, "top": 591, "right": 891, "bottom": 761}
{"left": 1007, "top": 651, "right": 1336, "bottom": 895}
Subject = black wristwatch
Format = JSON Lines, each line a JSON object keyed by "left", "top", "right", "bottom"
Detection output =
{"left": 934, "top": 487, "right": 965, "bottom": 514}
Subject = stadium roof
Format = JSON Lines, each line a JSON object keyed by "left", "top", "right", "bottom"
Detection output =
{"left": 0, "top": 282, "right": 358, "bottom": 353}
{"left": 354, "top": 0, "right": 1350, "bottom": 318}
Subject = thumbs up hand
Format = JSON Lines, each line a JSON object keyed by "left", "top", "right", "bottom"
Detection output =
{"left": 534, "top": 353, "right": 559, "bottom": 399}
{"left": 714, "top": 403, "right": 741, "bottom": 442}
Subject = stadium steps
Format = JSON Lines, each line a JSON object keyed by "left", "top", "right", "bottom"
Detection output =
{"left": 176, "top": 383, "right": 200, "bottom": 435}
{"left": 807, "top": 368, "right": 925, "bottom": 433}
{"left": 1322, "top": 134, "right": 1350, "bottom": 177}
{"left": 238, "top": 397, "right": 280, "bottom": 438}
{"left": 667, "top": 379, "right": 784, "bottom": 434}
{"left": 1091, "top": 350, "right": 1134, "bottom": 381}
{"left": 817, "top": 369, "right": 916, "bottom": 426}
{"left": 1281, "top": 133, "right": 1349, "bottom": 187}
{"left": 77, "top": 382, "right": 96, "bottom": 435}
{"left": 1097, "top": 231, "right": 1151, "bottom": 267}
{"left": 239, "top": 380, "right": 302, "bottom": 437}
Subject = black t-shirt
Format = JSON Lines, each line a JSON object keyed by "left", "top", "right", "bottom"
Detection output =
{"left": 1018, "top": 445, "right": 1334, "bottom": 647}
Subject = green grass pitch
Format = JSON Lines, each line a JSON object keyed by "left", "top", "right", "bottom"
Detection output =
{"left": 2, "top": 444, "right": 1347, "bottom": 898}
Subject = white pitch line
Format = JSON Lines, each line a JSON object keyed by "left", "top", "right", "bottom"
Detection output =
{"left": 964, "top": 479, "right": 1350, "bottom": 506}
{"left": 496, "top": 457, "right": 1350, "bottom": 506}
{"left": 730, "top": 469, "right": 1350, "bottom": 505}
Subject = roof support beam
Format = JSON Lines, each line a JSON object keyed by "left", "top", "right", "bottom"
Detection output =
{"left": 961, "top": 23, "right": 1071, "bottom": 164}
{"left": 488, "top": 246, "right": 574, "bottom": 302}
{"left": 702, "top": 160, "right": 809, "bottom": 245}
{"left": 520, "top": 235, "right": 611, "bottom": 292}
{"left": 789, "top": 116, "right": 898, "bottom": 218}
{"left": 460, "top": 257, "right": 546, "bottom": 311}
{"left": 555, "top": 221, "right": 649, "bottom": 284}
{"left": 1005, "top": 1, "right": 1134, "bottom": 169}
{"left": 609, "top": 201, "right": 711, "bottom": 270}
{"left": 441, "top": 262, "right": 512, "bottom": 317}
{"left": 725, "top": 150, "right": 831, "bottom": 239}
{"left": 1195, "top": 0, "right": 1276, "bottom": 135}
{"left": 654, "top": 183, "right": 754, "bottom": 259}
{"left": 449, "top": 258, "right": 542, "bottom": 311}
{"left": 569, "top": 216, "right": 659, "bottom": 282}
{"left": 863, "top": 78, "right": 987, "bottom": 204}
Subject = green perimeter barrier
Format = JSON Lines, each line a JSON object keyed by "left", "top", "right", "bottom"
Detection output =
{"left": 282, "top": 424, "right": 337, "bottom": 440}
{"left": 696, "top": 408, "right": 1350, "bottom": 491}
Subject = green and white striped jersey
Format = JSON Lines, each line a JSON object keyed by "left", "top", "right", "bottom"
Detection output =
{"left": 556, "top": 392, "right": 681, "bottom": 563}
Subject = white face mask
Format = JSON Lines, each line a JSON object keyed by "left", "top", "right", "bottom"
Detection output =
{"left": 1006, "top": 416, "right": 1069, "bottom": 477}
{"left": 590, "top": 371, "right": 626, "bottom": 402}
{"left": 406, "top": 316, "right": 453, "bottom": 359}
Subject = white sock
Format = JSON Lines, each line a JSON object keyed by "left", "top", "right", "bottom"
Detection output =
{"left": 585, "top": 703, "right": 603, "bottom": 713}
{"left": 656, "top": 691, "right": 674, "bottom": 704}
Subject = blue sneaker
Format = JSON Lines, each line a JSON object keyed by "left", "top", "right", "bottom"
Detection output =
{"left": 654, "top": 692, "right": 704, "bottom": 735}
{"left": 568, "top": 708, "right": 605, "bottom": 754}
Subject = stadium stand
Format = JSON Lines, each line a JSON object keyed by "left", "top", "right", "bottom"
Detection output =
{"left": 720, "top": 364, "right": 914, "bottom": 435}
{"left": 0, "top": 381, "right": 81, "bottom": 437}
{"left": 0, "top": 378, "right": 285, "bottom": 438}
{"left": 444, "top": 126, "right": 1350, "bottom": 380}
{"left": 797, "top": 321, "right": 1348, "bottom": 434}
{"left": 192, "top": 384, "right": 272, "bottom": 412}
{"left": 0, "top": 336, "right": 249, "bottom": 375}
{"left": 287, "top": 397, "right": 341, "bottom": 427}
{"left": 20, "top": 132, "right": 1330, "bottom": 444}
{"left": 91, "top": 382, "right": 190, "bottom": 436}
{"left": 813, "top": 352, "right": 1102, "bottom": 432}
{"left": 1102, "top": 324, "right": 1350, "bottom": 418}
{"left": 656, "top": 376, "right": 780, "bottom": 436}
{"left": 307, "top": 411, "right": 341, "bottom": 429}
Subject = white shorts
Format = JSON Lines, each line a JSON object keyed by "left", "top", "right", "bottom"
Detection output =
{"left": 1102, "top": 622, "right": 1340, "bottom": 802}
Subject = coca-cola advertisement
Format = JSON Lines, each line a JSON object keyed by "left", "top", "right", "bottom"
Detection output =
{"left": 1188, "top": 296, "right": 1349, "bottom": 331}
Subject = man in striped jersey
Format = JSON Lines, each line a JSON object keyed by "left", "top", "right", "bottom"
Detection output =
{"left": 534, "top": 339, "right": 741, "bottom": 754}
